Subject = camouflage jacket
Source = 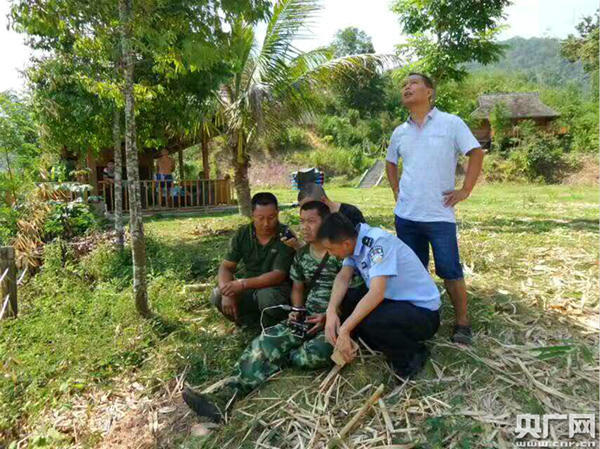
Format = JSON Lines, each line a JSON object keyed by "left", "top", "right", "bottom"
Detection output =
{"left": 289, "top": 245, "right": 343, "bottom": 314}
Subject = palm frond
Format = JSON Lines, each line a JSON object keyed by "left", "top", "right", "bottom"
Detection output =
{"left": 227, "top": 19, "right": 256, "bottom": 98}
{"left": 259, "top": 53, "right": 400, "bottom": 138}
{"left": 295, "top": 53, "right": 400, "bottom": 89}
{"left": 215, "top": 0, "right": 401, "bottom": 153}
{"left": 251, "top": 0, "right": 321, "bottom": 88}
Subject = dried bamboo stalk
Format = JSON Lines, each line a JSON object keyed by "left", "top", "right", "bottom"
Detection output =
{"left": 328, "top": 384, "right": 385, "bottom": 449}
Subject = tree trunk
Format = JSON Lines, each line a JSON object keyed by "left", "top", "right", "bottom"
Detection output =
{"left": 230, "top": 135, "right": 251, "bottom": 217}
{"left": 113, "top": 104, "right": 124, "bottom": 250}
{"left": 233, "top": 159, "right": 251, "bottom": 217}
{"left": 201, "top": 128, "right": 210, "bottom": 179}
{"left": 120, "top": 0, "right": 151, "bottom": 318}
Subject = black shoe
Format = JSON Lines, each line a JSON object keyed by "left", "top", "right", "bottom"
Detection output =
{"left": 182, "top": 386, "right": 237, "bottom": 422}
{"left": 451, "top": 324, "right": 473, "bottom": 345}
{"left": 391, "top": 348, "right": 430, "bottom": 380}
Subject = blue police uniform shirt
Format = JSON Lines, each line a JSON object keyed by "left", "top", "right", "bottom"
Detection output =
{"left": 342, "top": 223, "right": 441, "bottom": 311}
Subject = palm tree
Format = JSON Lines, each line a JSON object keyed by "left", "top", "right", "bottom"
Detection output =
{"left": 218, "top": 0, "right": 393, "bottom": 216}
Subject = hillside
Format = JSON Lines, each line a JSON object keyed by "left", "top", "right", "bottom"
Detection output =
{"left": 466, "top": 36, "right": 589, "bottom": 88}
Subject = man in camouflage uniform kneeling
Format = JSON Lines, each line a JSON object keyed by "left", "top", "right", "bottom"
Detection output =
{"left": 183, "top": 201, "right": 350, "bottom": 422}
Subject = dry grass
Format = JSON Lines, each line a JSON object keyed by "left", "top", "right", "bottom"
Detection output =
{"left": 188, "top": 185, "right": 599, "bottom": 448}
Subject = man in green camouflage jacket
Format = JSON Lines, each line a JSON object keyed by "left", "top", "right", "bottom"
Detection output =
{"left": 183, "top": 201, "right": 349, "bottom": 422}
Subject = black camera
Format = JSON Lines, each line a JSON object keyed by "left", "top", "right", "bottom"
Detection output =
{"left": 283, "top": 227, "right": 296, "bottom": 240}
{"left": 288, "top": 306, "right": 308, "bottom": 338}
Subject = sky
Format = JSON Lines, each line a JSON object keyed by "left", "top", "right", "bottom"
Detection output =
{"left": 1, "top": 0, "right": 598, "bottom": 92}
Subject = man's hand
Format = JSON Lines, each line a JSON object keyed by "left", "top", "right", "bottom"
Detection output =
{"left": 288, "top": 310, "right": 302, "bottom": 323}
{"left": 281, "top": 236, "right": 303, "bottom": 250}
{"left": 335, "top": 327, "right": 357, "bottom": 364}
{"left": 325, "top": 310, "right": 341, "bottom": 345}
{"left": 220, "top": 279, "right": 244, "bottom": 297}
{"left": 443, "top": 188, "right": 470, "bottom": 207}
{"left": 392, "top": 187, "right": 399, "bottom": 202}
{"left": 221, "top": 295, "right": 238, "bottom": 321}
{"left": 306, "top": 313, "right": 326, "bottom": 335}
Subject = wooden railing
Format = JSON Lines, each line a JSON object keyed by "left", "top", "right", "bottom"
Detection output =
{"left": 98, "top": 178, "right": 234, "bottom": 212}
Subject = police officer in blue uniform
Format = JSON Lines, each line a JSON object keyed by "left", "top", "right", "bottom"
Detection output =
{"left": 318, "top": 213, "right": 441, "bottom": 378}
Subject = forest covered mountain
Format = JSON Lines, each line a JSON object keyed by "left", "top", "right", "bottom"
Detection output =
{"left": 466, "top": 36, "right": 589, "bottom": 88}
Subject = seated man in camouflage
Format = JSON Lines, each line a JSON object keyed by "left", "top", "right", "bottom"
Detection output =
{"left": 282, "top": 183, "right": 366, "bottom": 251}
{"left": 184, "top": 201, "right": 343, "bottom": 422}
{"left": 210, "top": 192, "right": 296, "bottom": 327}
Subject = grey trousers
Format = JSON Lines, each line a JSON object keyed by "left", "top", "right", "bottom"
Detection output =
{"left": 209, "top": 284, "right": 291, "bottom": 327}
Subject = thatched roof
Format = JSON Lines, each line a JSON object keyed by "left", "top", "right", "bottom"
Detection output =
{"left": 471, "top": 92, "right": 560, "bottom": 120}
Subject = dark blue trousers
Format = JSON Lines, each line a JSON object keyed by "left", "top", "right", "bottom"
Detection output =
{"left": 341, "top": 286, "right": 440, "bottom": 365}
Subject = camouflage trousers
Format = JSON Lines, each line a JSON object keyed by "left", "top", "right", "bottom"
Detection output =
{"left": 230, "top": 322, "right": 333, "bottom": 394}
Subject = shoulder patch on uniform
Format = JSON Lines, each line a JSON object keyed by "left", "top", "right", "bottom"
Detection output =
{"left": 362, "top": 236, "right": 374, "bottom": 247}
{"left": 368, "top": 246, "right": 385, "bottom": 265}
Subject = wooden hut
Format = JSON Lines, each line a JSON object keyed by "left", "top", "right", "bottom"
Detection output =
{"left": 470, "top": 92, "right": 560, "bottom": 148}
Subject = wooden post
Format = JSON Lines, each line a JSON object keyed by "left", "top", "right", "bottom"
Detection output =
{"left": 0, "top": 247, "right": 17, "bottom": 317}
{"left": 86, "top": 150, "right": 98, "bottom": 195}
{"left": 202, "top": 129, "right": 210, "bottom": 179}
{"left": 178, "top": 148, "right": 184, "bottom": 182}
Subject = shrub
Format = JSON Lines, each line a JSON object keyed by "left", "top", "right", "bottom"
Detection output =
{"left": 0, "top": 206, "right": 21, "bottom": 245}
{"left": 269, "top": 126, "right": 311, "bottom": 152}
{"left": 514, "top": 124, "right": 570, "bottom": 183}
{"left": 287, "top": 127, "right": 310, "bottom": 149}
{"left": 489, "top": 102, "right": 512, "bottom": 154}
{"left": 350, "top": 146, "right": 365, "bottom": 174}
{"left": 80, "top": 241, "right": 133, "bottom": 287}
{"left": 482, "top": 119, "right": 581, "bottom": 184}
{"left": 316, "top": 115, "right": 365, "bottom": 148}
{"left": 41, "top": 239, "right": 77, "bottom": 275}
{"left": 292, "top": 145, "right": 374, "bottom": 179}
{"left": 366, "top": 119, "right": 384, "bottom": 146}
{"left": 521, "top": 143, "right": 567, "bottom": 183}
{"left": 43, "top": 202, "right": 101, "bottom": 241}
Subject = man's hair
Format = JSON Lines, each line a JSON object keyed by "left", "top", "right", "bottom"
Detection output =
{"left": 298, "top": 183, "right": 327, "bottom": 202}
{"left": 317, "top": 212, "right": 357, "bottom": 243}
{"left": 408, "top": 72, "right": 436, "bottom": 105}
{"left": 251, "top": 192, "right": 278, "bottom": 211}
{"left": 107, "top": 160, "right": 114, "bottom": 164}
{"left": 300, "top": 200, "right": 330, "bottom": 220}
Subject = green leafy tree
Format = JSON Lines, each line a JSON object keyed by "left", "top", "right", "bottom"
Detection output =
{"left": 10, "top": 0, "right": 269, "bottom": 315}
{"left": 331, "top": 27, "right": 375, "bottom": 57}
{"left": 561, "top": 10, "right": 599, "bottom": 98}
{"left": 0, "top": 91, "right": 39, "bottom": 204}
{"left": 392, "top": 0, "right": 510, "bottom": 82}
{"left": 330, "top": 27, "right": 385, "bottom": 115}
